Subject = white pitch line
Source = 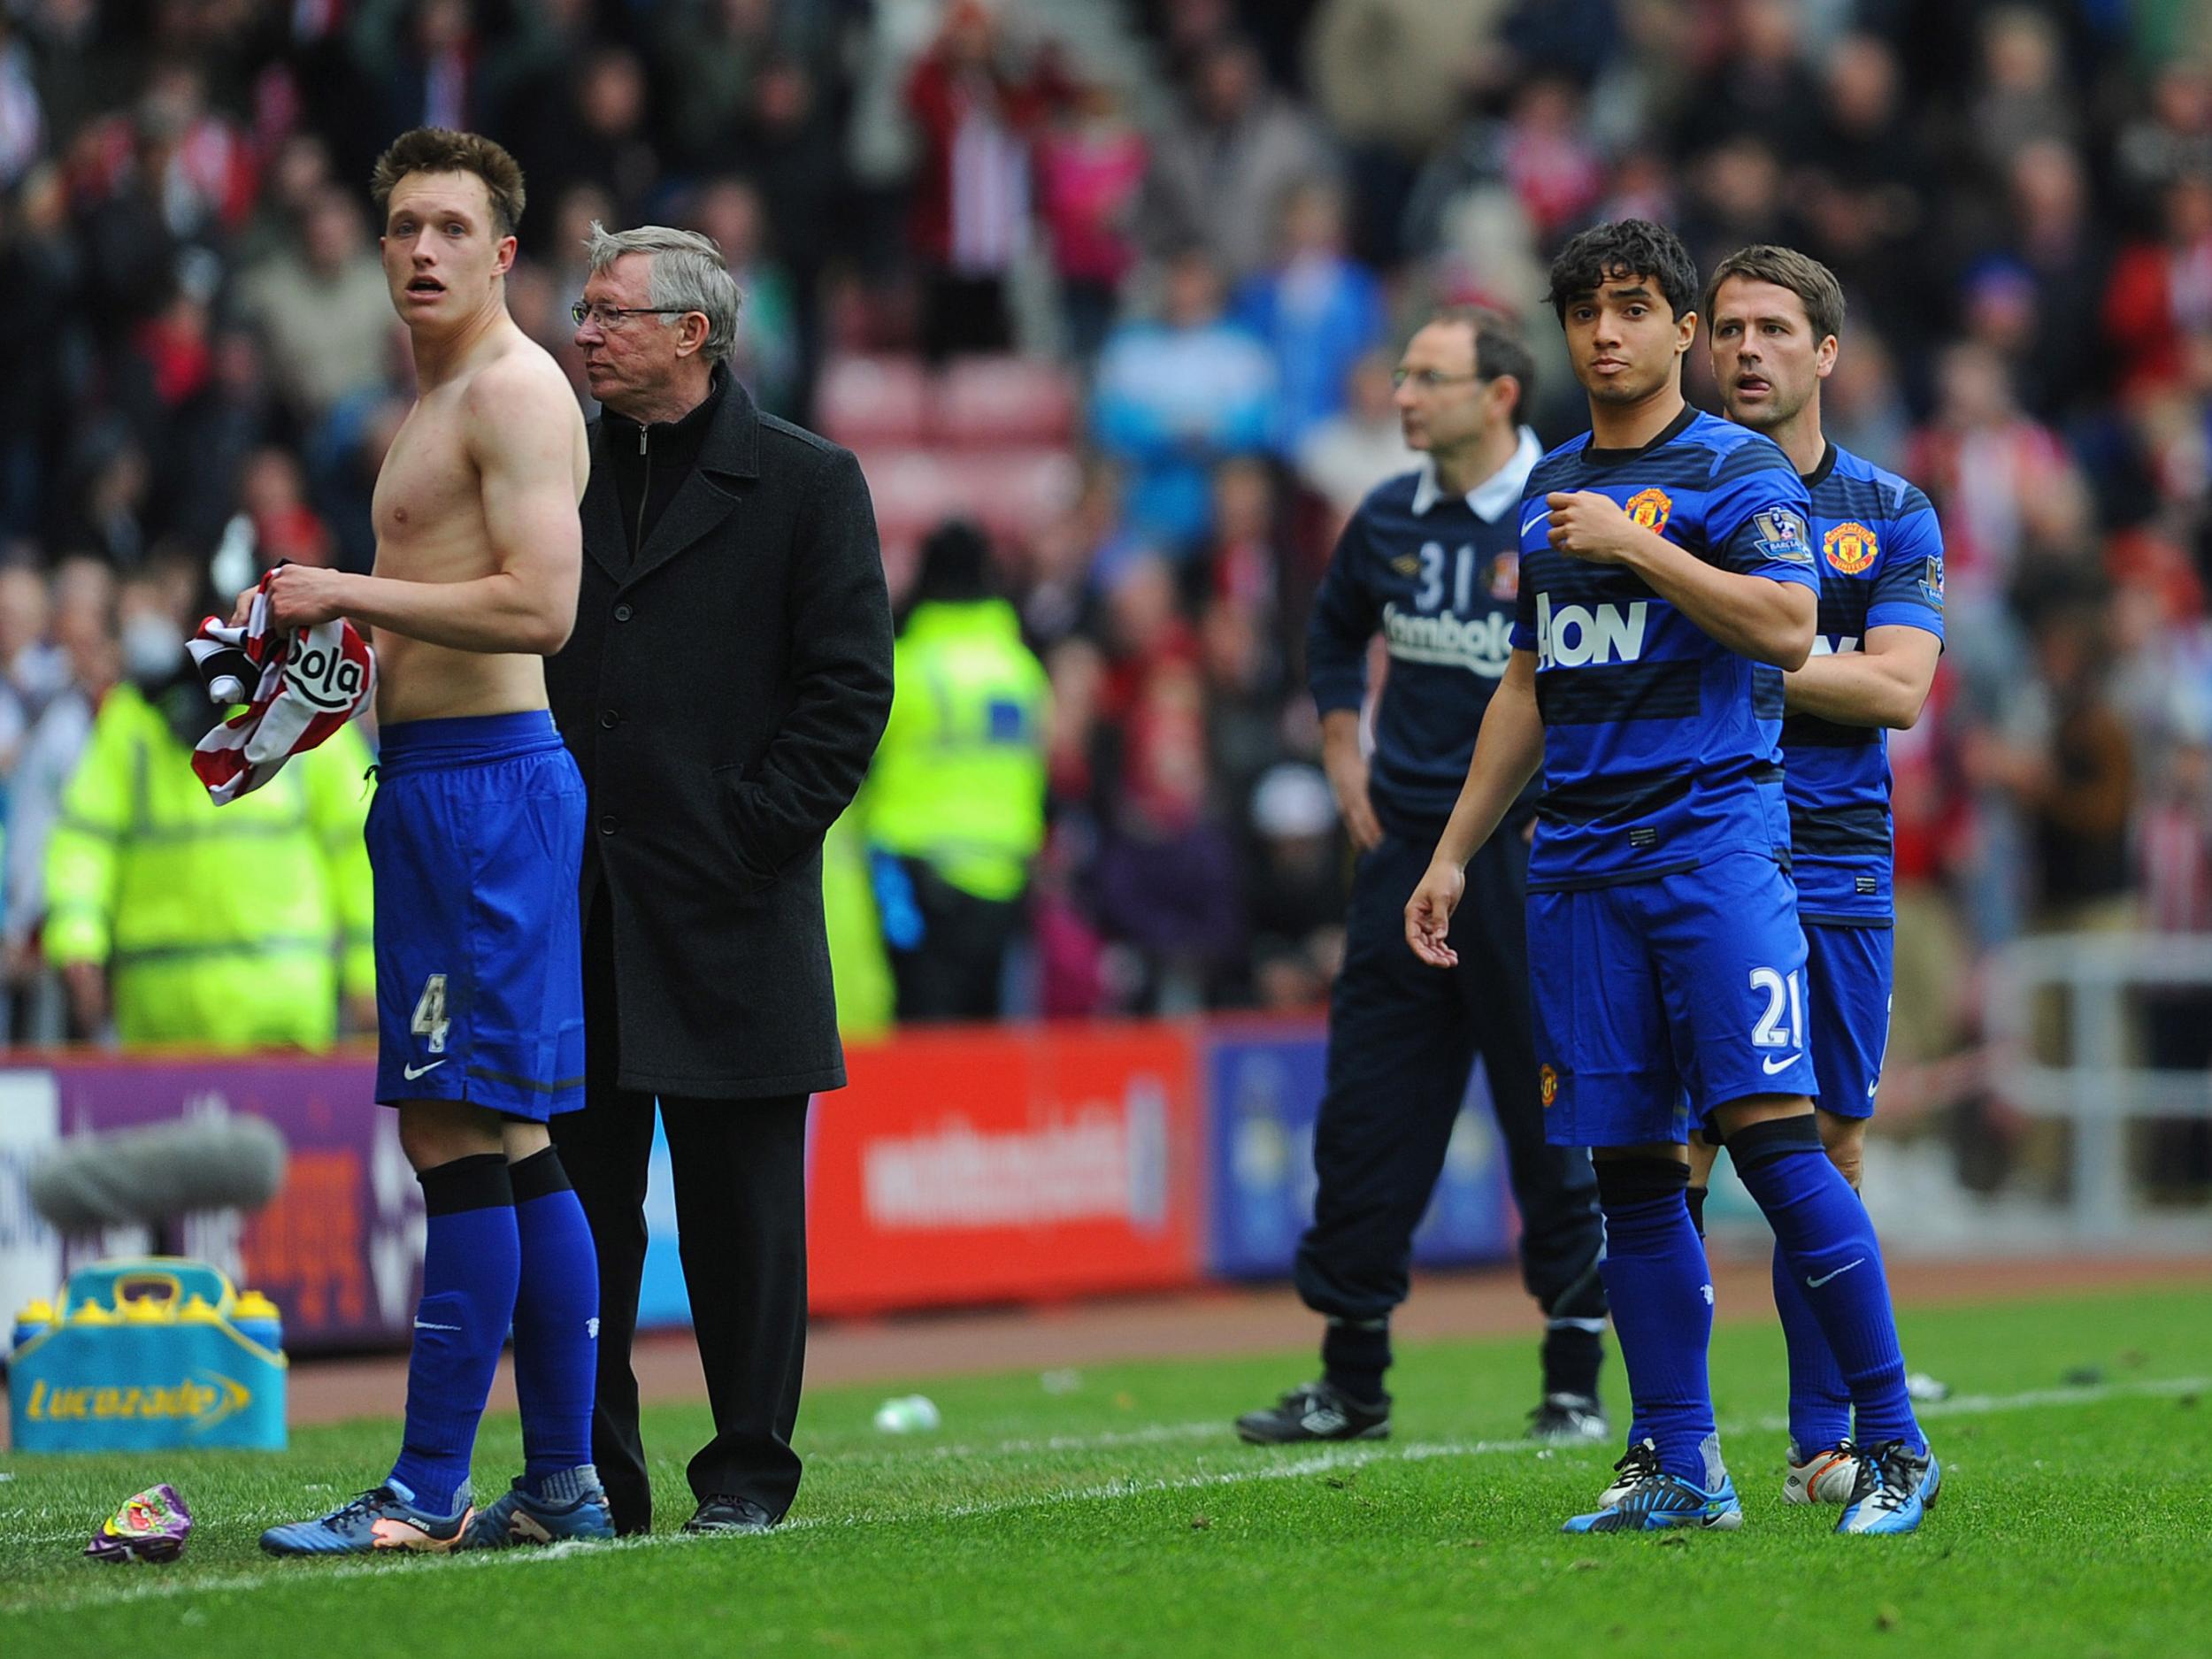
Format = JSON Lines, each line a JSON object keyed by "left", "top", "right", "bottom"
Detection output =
{"left": 1905, "top": 1375, "right": 2206, "bottom": 1419}
{"left": 914, "top": 1436, "right": 1552, "bottom": 1524}
{"left": 14, "top": 1372, "right": 2205, "bottom": 1616}
{"left": 909, "top": 1420, "right": 1230, "bottom": 1459}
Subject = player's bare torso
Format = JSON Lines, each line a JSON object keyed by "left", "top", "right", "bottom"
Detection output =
{"left": 371, "top": 326, "right": 588, "bottom": 725}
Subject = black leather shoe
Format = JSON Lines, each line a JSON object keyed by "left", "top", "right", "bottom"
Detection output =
{"left": 682, "top": 1494, "right": 778, "bottom": 1534}
{"left": 1234, "top": 1380, "right": 1391, "bottom": 1444}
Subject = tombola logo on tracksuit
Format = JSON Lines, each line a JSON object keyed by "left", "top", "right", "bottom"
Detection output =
{"left": 1533, "top": 594, "right": 1650, "bottom": 669}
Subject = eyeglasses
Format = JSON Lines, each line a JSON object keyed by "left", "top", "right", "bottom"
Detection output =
{"left": 571, "top": 301, "right": 695, "bottom": 330}
{"left": 1390, "top": 368, "right": 1486, "bottom": 391}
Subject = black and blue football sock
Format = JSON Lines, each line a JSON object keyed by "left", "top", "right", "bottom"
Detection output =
{"left": 392, "top": 1153, "right": 520, "bottom": 1515}
{"left": 510, "top": 1146, "right": 601, "bottom": 1496}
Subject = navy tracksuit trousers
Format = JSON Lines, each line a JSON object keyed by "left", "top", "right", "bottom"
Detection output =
{"left": 1294, "top": 826, "right": 1606, "bottom": 1334}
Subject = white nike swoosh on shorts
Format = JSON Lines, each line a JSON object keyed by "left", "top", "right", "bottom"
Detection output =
{"left": 1762, "top": 1052, "right": 1801, "bottom": 1075}
{"left": 403, "top": 1060, "right": 447, "bottom": 1080}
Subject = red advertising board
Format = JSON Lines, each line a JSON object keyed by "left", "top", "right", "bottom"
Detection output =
{"left": 808, "top": 1024, "right": 1205, "bottom": 1315}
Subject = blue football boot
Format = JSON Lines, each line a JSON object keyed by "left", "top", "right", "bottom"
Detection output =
{"left": 1566, "top": 1460, "right": 1734, "bottom": 1540}
{"left": 1836, "top": 1440, "right": 1939, "bottom": 1535}
{"left": 459, "top": 1468, "right": 616, "bottom": 1549}
{"left": 1564, "top": 1462, "right": 1743, "bottom": 1532}
{"left": 260, "top": 1479, "right": 472, "bottom": 1556}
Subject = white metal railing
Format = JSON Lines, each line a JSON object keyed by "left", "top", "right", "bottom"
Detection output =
{"left": 1985, "top": 931, "right": 2212, "bottom": 1240}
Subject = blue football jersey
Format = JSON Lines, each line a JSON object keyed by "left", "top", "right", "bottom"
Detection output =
{"left": 1509, "top": 407, "right": 1818, "bottom": 891}
{"left": 1782, "top": 443, "right": 1947, "bottom": 925}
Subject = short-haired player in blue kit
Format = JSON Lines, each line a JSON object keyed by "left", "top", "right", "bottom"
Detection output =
{"left": 257, "top": 129, "right": 610, "bottom": 1555}
{"left": 1405, "top": 220, "right": 1938, "bottom": 1535}
{"left": 1680, "top": 244, "right": 1946, "bottom": 1520}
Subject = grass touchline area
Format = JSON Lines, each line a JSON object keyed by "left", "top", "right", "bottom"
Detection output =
{"left": 4, "top": 1286, "right": 2208, "bottom": 1659}
{"left": 22, "top": 1369, "right": 2207, "bottom": 1615}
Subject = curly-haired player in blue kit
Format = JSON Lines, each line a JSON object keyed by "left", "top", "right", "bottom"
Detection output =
{"left": 1405, "top": 220, "right": 1939, "bottom": 1536}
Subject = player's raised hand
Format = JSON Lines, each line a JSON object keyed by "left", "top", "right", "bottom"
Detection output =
{"left": 1546, "top": 491, "right": 1639, "bottom": 565}
{"left": 1404, "top": 858, "right": 1464, "bottom": 969}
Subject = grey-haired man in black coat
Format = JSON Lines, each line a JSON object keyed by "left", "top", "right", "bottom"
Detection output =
{"left": 546, "top": 223, "right": 893, "bottom": 1537}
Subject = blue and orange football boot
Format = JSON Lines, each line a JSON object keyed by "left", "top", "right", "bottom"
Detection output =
{"left": 259, "top": 1479, "right": 472, "bottom": 1556}
{"left": 459, "top": 1469, "right": 616, "bottom": 1549}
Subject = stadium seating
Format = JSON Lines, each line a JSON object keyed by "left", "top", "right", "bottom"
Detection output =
{"left": 815, "top": 354, "right": 932, "bottom": 449}
{"left": 933, "top": 357, "right": 1079, "bottom": 449}
{"left": 826, "top": 355, "right": 1084, "bottom": 579}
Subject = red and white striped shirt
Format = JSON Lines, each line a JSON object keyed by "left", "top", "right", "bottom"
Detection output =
{"left": 187, "top": 576, "right": 375, "bottom": 806}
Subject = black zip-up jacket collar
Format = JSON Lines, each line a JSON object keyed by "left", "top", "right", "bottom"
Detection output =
{"left": 603, "top": 363, "right": 731, "bottom": 559}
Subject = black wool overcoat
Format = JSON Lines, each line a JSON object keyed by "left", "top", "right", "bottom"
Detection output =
{"left": 547, "top": 379, "right": 893, "bottom": 1099}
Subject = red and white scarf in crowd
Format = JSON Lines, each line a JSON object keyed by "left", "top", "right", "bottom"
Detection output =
{"left": 186, "top": 573, "right": 375, "bottom": 805}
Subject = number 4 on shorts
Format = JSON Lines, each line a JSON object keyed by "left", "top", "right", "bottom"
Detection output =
{"left": 411, "top": 974, "right": 451, "bottom": 1055}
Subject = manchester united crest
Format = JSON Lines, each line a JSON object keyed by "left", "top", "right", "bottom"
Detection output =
{"left": 1624, "top": 487, "right": 1672, "bottom": 534}
{"left": 1824, "top": 520, "right": 1878, "bottom": 574}
{"left": 1539, "top": 1064, "right": 1558, "bottom": 1108}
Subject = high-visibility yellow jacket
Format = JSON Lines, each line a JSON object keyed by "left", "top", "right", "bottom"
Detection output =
{"left": 821, "top": 808, "right": 894, "bottom": 1041}
{"left": 43, "top": 684, "right": 375, "bottom": 1050}
{"left": 858, "top": 598, "right": 1049, "bottom": 903}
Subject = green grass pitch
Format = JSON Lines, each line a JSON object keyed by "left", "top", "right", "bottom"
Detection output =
{"left": 4, "top": 1286, "right": 2208, "bottom": 1658}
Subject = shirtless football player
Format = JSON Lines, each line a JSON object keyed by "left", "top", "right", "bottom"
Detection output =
{"left": 257, "top": 127, "right": 611, "bottom": 1555}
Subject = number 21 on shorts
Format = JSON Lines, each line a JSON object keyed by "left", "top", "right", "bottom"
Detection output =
{"left": 1749, "top": 965, "right": 1802, "bottom": 1056}
{"left": 411, "top": 973, "right": 451, "bottom": 1055}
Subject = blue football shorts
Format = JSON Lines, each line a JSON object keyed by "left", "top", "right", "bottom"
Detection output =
{"left": 367, "top": 710, "right": 587, "bottom": 1119}
{"left": 1803, "top": 920, "right": 1893, "bottom": 1121}
{"left": 1528, "top": 851, "right": 1819, "bottom": 1148}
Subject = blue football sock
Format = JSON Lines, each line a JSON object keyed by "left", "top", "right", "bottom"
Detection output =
{"left": 392, "top": 1153, "right": 520, "bottom": 1515}
{"left": 1772, "top": 1237, "right": 1853, "bottom": 1452}
{"left": 1728, "top": 1117, "right": 1924, "bottom": 1452}
{"left": 509, "top": 1146, "right": 601, "bottom": 1489}
{"left": 1620, "top": 1185, "right": 1709, "bottom": 1450}
{"left": 1594, "top": 1158, "right": 1722, "bottom": 1488}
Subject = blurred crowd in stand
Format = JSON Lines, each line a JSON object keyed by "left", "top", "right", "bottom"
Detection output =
{"left": 3, "top": 0, "right": 2210, "bottom": 1197}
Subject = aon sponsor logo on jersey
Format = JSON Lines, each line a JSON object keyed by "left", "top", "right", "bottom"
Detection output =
{"left": 1535, "top": 593, "right": 1649, "bottom": 669}
{"left": 1381, "top": 603, "right": 1515, "bottom": 677}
